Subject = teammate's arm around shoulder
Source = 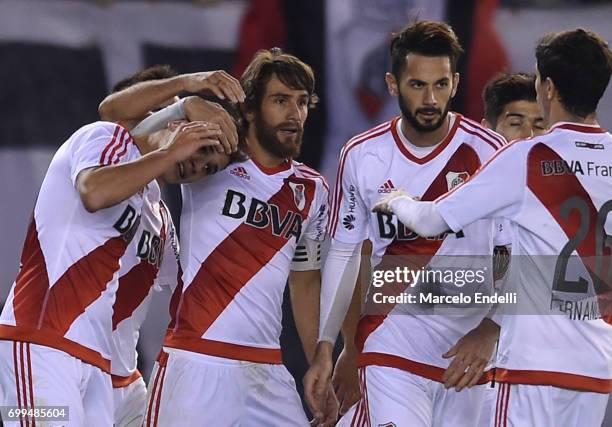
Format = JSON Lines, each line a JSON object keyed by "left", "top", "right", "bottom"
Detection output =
{"left": 76, "top": 122, "right": 221, "bottom": 212}
{"left": 98, "top": 70, "right": 244, "bottom": 125}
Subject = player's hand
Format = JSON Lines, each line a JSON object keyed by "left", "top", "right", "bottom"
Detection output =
{"left": 441, "top": 318, "right": 500, "bottom": 391}
{"left": 164, "top": 121, "right": 222, "bottom": 163}
{"left": 332, "top": 346, "right": 361, "bottom": 416}
{"left": 371, "top": 188, "right": 413, "bottom": 214}
{"left": 316, "top": 383, "right": 339, "bottom": 427}
{"left": 304, "top": 343, "right": 334, "bottom": 425}
{"left": 183, "top": 97, "right": 238, "bottom": 155}
{"left": 180, "top": 70, "right": 245, "bottom": 104}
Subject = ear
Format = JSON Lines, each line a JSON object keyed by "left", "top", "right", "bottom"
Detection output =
{"left": 545, "top": 77, "right": 556, "bottom": 101}
{"left": 450, "top": 73, "right": 460, "bottom": 98}
{"left": 481, "top": 118, "right": 494, "bottom": 130}
{"left": 385, "top": 72, "right": 399, "bottom": 97}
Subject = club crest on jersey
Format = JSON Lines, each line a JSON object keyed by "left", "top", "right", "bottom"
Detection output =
{"left": 289, "top": 182, "right": 306, "bottom": 210}
{"left": 445, "top": 171, "right": 469, "bottom": 190}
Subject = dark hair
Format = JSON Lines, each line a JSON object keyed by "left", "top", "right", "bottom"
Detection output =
{"left": 111, "top": 64, "right": 178, "bottom": 93}
{"left": 390, "top": 20, "right": 464, "bottom": 78}
{"left": 240, "top": 47, "right": 318, "bottom": 116}
{"left": 536, "top": 28, "right": 612, "bottom": 118}
{"left": 483, "top": 73, "right": 537, "bottom": 127}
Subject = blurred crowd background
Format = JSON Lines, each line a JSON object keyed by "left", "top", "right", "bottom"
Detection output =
{"left": 0, "top": 0, "right": 610, "bottom": 420}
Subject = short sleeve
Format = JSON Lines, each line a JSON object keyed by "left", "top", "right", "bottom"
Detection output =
{"left": 154, "top": 205, "right": 180, "bottom": 291}
{"left": 435, "top": 143, "right": 526, "bottom": 233}
{"left": 302, "top": 179, "right": 330, "bottom": 243}
{"left": 70, "top": 122, "right": 131, "bottom": 186}
{"left": 330, "top": 147, "right": 369, "bottom": 244}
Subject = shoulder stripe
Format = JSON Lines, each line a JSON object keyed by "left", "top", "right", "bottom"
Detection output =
{"left": 99, "top": 125, "right": 122, "bottom": 165}
{"left": 104, "top": 128, "right": 128, "bottom": 165}
{"left": 459, "top": 124, "right": 500, "bottom": 152}
{"left": 111, "top": 132, "right": 133, "bottom": 164}
{"left": 461, "top": 118, "right": 506, "bottom": 148}
{"left": 330, "top": 122, "right": 393, "bottom": 237}
{"left": 296, "top": 166, "right": 330, "bottom": 192}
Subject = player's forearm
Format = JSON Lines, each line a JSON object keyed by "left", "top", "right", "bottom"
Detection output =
{"left": 289, "top": 270, "right": 321, "bottom": 364}
{"left": 388, "top": 197, "right": 450, "bottom": 236}
{"left": 99, "top": 75, "right": 186, "bottom": 123}
{"left": 77, "top": 148, "right": 175, "bottom": 212}
{"left": 340, "top": 277, "right": 361, "bottom": 353}
{"left": 318, "top": 239, "right": 362, "bottom": 345}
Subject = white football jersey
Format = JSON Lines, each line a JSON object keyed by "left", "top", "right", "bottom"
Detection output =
{"left": 330, "top": 113, "right": 506, "bottom": 382}
{"left": 163, "top": 158, "right": 329, "bottom": 363}
{"left": 436, "top": 121, "right": 612, "bottom": 392}
{"left": 110, "top": 181, "right": 179, "bottom": 379}
{"left": 0, "top": 122, "right": 144, "bottom": 374}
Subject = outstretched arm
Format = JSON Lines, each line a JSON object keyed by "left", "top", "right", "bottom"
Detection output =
{"left": 98, "top": 70, "right": 244, "bottom": 125}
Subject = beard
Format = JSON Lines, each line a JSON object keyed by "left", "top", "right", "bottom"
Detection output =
{"left": 398, "top": 92, "right": 450, "bottom": 133}
{"left": 255, "top": 113, "right": 303, "bottom": 159}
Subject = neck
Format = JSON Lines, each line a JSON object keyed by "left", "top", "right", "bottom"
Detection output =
{"left": 548, "top": 102, "right": 599, "bottom": 128}
{"left": 246, "top": 126, "right": 287, "bottom": 168}
{"left": 132, "top": 134, "right": 156, "bottom": 155}
{"left": 400, "top": 114, "right": 451, "bottom": 147}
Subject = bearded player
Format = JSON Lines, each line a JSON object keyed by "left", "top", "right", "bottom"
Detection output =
{"left": 306, "top": 21, "right": 509, "bottom": 426}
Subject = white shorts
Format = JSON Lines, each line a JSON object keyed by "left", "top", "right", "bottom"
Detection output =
{"left": 0, "top": 340, "right": 112, "bottom": 427}
{"left": 113, "top": 373, "right": 147, "bottom": 427}
{"left": 143, "top": 349, "right": 309, "bottom": 427}
{"left": 477, "top": 382, "right": 497, "bottom": 427}
{"left": 492, "top": 383, "right": 609, "bottom": 427}
{"left": 337, "top": 365, "right": 487, "bottom": 427}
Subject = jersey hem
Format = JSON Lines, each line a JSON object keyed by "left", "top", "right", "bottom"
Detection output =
{"left": 111, "top": 369, "right": 142, "bottom": 388}
{"left": 0, "top": 324, "right": 111, "bottom": 374}
{"left": 164, "top": 335, "right": 283, "bottom": 364}
{"left": 359, "top": 351, "right": 493, "bottom": 385}
{"left": 495, "top": 368, "right": 612, "bottom": 393}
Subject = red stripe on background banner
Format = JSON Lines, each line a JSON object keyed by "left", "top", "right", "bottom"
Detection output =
{"left": 464, "top": 0, "right": 509, "bottom": 120}
{"left": 232, "top": 0, "right": 286, "bottom": 77}
{"left": 172, "top": 176, "right": 316, "bottom": 339}
{"left": 356, "top": 143, "right": 481, "bottom": 351}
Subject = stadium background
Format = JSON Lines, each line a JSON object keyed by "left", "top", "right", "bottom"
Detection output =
{"left": 0, "top": 0, "right": 610, "bottom": 423}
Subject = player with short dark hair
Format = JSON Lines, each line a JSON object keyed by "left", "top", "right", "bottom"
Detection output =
{"left": 373, "top": 27, "right": 612, "bottom": 426}
{"left": 482, "top": 72, "right": 545, "bottom": 141}
{"left": 306, "top": 20, "right": 508, "bottom": 426}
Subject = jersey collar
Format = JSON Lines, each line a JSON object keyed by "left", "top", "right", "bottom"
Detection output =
{"left": 549, "top": 121, "right": 606, "bottom": 134}
{"left": 391, "top": 112, "right": 461, "bottom": 164}
{"left": 250, "top": 157, "right": 292, "bottom": 175}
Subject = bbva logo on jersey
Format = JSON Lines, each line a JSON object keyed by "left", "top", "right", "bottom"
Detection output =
{"left": 222, "top": 189, "right": 303, "bottom": 241}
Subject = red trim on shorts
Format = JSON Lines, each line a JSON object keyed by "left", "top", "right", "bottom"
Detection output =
{"left": 163, "top": 336, "right": 283, "bottom": 364}
{"left": 13, "top": 342, "right": 24, "bottom": 427}
{"left": 495, "top": 368, "right": 612, "bottom": 393}
{"left": 0, "top": 326, "right": 111, "bottom": 374}
{"left": 358, "top": 352, "right": 493, "bottom": 385}
{"left": 26, "top": 343, "right": 35, "bottom": 427}
{"left": 111, "top": 369, "right": 142, "bottom": 388}
{"left": 494, "top": 383, "right": 510, "bottom": 427}
{"left": 145, "top": 358, "right": 165, "bottom": 427}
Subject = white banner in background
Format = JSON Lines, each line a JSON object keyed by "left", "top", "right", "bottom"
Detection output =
{"left": 321, "top": 0, "right": 445, "bottom": 182}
